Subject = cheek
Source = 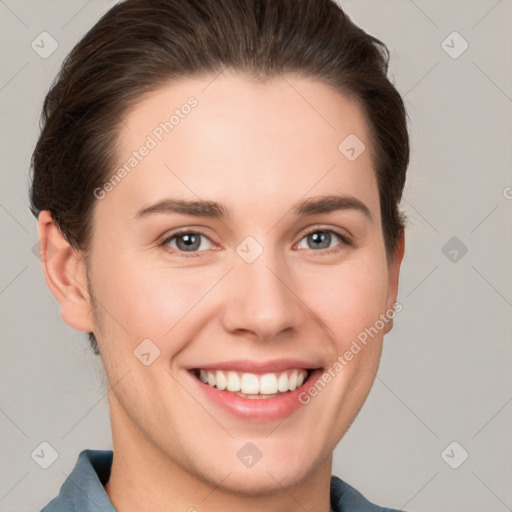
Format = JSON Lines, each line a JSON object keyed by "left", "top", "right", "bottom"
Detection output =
{"left": 91, "top": 250, "right": 213, "bottom": 348}
{"left": 301, "top": 255, "right": 389, "bottom": 347}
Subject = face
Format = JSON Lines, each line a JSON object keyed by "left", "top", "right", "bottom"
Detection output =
{"left": 52, "top": 71, "right": 403, "bottom": 494}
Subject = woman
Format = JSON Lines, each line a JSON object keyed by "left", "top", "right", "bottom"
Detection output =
{"left": 30, "top": 0, "right": 409, "bottom": 510}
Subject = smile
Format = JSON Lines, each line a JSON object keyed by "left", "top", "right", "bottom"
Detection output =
{"left": 193, "top": 368, "right": 311, "bottom": 398}
{"left": 187, "top": 359, "right": 323, "bottom": 421}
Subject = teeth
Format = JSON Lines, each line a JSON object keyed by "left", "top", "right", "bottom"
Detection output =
{"left": 277, "top": 372, "right": 288, "bottom": 392}
{"left": 241, "top": 373, "right": 259, "bottom": 394}
{"left": 259, "top": 373, "right": 278, "bottom": 395}
{"left": 197, "top": 368, "right": 309, "bottom": 394}
{"left": 226, "top": 371, "right": 240, "bottom": 392}
{"left": 289, "top": 369, "right": 298, "bottom": 390}
{"left": 216, "top": 370, "right": 227, "bottom": 391}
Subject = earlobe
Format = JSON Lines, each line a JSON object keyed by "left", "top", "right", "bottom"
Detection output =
{"left": 383, "top": 230, "right": 405, "bottom": 335}
{"left": 37, "top": 211, "right": 95, "bottom": 333}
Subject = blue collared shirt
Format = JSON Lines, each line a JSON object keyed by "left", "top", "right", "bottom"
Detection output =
{"left": 39, "top": 449, "right": 406, "bottom": 512}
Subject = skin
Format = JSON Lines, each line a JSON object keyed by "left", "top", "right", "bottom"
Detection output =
{"left": 38, "top": 71, "right": 404, "bottom": 512}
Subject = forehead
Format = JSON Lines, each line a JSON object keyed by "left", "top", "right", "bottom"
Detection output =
{"left": 99, "top": 72, "right": 379, "bottom": 224}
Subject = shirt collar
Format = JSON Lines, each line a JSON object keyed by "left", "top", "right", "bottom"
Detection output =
{"left": 41, "top": 449, "right": 115, "bottom": 512}
{"left": 41, "top": 449, "right": 400, "bottom": 512}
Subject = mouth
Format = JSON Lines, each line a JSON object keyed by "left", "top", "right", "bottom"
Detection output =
{"left": 186, "top": 358, "right": 324, "bottom": 421}
{"left": 189, "top": 367, "right": 315, "bottom": 399}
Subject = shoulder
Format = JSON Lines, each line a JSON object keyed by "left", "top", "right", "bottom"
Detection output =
{"left": 330, "top": 474, "right": 409, "bottom": 512}
{"left": 39, "top": 449, "right": 114, "bottom": 512}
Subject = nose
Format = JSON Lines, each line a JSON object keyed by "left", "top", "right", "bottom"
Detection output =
{"left": 220, "top": 246, "right": 304, "bottom": 341}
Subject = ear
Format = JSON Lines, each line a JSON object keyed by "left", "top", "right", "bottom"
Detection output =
{"left": 37, "top": 210, "right": 96, "bottom": 333}
{"left": 383, "top": 229, "right": 405, "bottom": 335}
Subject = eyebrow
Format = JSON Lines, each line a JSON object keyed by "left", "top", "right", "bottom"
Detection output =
{"left": 134, "top": 194, "right": 372, "bottom": 221}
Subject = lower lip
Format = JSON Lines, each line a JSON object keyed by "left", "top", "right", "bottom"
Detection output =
{"left": 188, "top": 369, "right": 324, "bottom": 422}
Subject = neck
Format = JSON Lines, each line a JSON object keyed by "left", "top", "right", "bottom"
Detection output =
{"left": 104, "top": 401, "right": 334, "bottom": 512}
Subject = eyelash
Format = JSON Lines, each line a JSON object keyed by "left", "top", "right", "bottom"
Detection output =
{"left": 159, "top": 226, "right": 353, "bottom": 258}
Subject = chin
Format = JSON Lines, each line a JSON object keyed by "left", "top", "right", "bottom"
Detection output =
{"left": 195, "top": 447, "right": 320, "bottom": 497}
{"left": 219, "top": 465, "right": 313, "bottom": 497}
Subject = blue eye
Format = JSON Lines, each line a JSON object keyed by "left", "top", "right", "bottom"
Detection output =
{"left": 296, "top": 228, "right": 352, "bottom": 255}
{"left": 161, "top": 231, "right": 214, "bottom": 256}
{"left": 160, "top": 227, "right": 352, "bottom": 258}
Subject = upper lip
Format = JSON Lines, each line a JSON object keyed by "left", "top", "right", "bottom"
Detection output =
{"left": 188, "top": 359, "right": 322, "bottom": 374}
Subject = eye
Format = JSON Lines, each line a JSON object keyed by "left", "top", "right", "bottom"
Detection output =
{"left": 160, "top": 226, "right": 353, "bottom": 258}
{"left": 161, "top": 230, "right": 215, "bottom": 257}
{"left": 295, "top": 227, "right": 353, "bottom": 255}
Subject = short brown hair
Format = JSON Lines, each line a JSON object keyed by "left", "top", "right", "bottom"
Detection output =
{"left": 29, "top": 0, "right": 409, "bottom": 355}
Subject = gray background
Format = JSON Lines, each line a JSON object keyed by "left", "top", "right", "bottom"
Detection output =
{"left": 1, "top": 1, "right": 511, "bottom": 511}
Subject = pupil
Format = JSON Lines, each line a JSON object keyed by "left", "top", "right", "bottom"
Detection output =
{"left": 178, "top": 233, "right": 199, "bottom": 251}
{"left": 310, "top": 231, "right": 329, "bottom": 249}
